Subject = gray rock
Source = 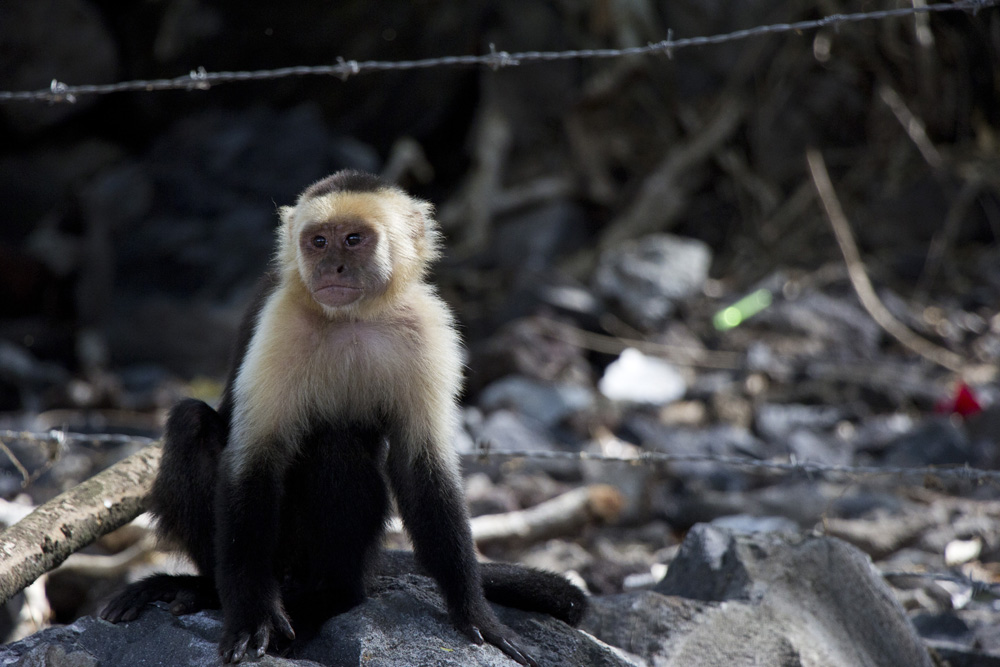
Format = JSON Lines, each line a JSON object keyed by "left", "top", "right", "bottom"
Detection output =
{"left": 784, "top": 429, "right": 853, "bottom": 466}
{"left": 0, "top": 575, "right": 630, "bottom": 667}
{"left": 475, "top": 409, "right": 561, "bottom": 454}
{"left": 470, "top": 409, "right": 580, "bottom": 478}
{"left": 627, "top": 414, "right": 772, "bottom": 491}
{"left": 757, "top": 291, "right": 882, "bottom": 359}
{"left": 479, "top": 376, "right": 595, "bottom": 427}
{"left": 754, "top": 403, "right": 845, "bottom": 442}
{"left": 709, "top": 514, "right": 800, "bottom": 535}
{"left": 584, "top": 592, "right": 803, "bottom": 667}
{"left": 881, "top": 416, "right": 975, "bottom": 467}
{"left": 495, "top": 201, "right": 589, "bottom": 275}
{"left": 594, "top": 233, "right": 712, "bottom": 331}
{"left": 651, "top": 524, "right": 934, "bottom": 667}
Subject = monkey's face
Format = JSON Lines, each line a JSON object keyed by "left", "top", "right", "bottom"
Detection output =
{"left": 297, "top": 219, "right": 390, "bottom": 309}
{"left": 278, "top": 181, "right": 440, "bottom": 316}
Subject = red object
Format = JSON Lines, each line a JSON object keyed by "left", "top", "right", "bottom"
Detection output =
{"left": 935, "top": 382, "right": 982, "bottom": 417}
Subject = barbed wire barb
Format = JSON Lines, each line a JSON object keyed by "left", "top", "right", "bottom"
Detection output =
{"left": 663, "top": 29, "right": 676, "bottom": 59}
{"left": 487, "top": 43, "right": 518, "bottom": 70}
{"left": 335, "top": 57, "right": 360, "bottom": 81}
{"left": 1, "top": 0, "right": 995, "bottom": 104}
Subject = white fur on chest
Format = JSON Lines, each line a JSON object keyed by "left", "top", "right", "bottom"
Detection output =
{"left": 228, "top": 283, "right": 463, "bottom": 473}
{"left": 234, "top": 302, "right": 416, "bottom": 444}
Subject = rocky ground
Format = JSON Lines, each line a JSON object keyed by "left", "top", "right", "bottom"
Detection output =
{"left": 2, "top": 1, "right": 1000, "bottom": 665}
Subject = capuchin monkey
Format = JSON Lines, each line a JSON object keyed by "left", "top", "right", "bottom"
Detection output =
{"left": 101, "top": 170, "right": 586, "bottom": 665}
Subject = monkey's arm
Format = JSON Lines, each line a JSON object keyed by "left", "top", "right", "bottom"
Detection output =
{"left": 214, "top": 451, "right": 295, "bottom": 663}
{"left": 386, "top": 444, "right": 538, "bottom": 667}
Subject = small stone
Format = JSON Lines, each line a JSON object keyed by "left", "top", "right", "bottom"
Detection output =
{"left": 598, "top": 348, "right": 686, "bottom": 406}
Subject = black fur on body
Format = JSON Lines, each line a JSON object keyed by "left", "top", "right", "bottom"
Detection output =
{"left": 101, "top": 172, "right": 586, "bottom": 665}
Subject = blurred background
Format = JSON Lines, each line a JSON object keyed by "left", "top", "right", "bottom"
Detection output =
{"left": 2, "top": 0, "right": 1000, "bottom": 655}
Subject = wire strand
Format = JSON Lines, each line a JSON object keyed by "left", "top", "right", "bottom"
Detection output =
{"left": 1, "top": 0, "right": 995, "bottom": 103}
{"left": 3, "top": 429, "right": 998, "bottom": 484}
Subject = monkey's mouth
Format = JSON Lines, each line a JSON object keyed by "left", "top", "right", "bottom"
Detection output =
{"left": 313, "top": 284, "right": 363, "bottom": 307}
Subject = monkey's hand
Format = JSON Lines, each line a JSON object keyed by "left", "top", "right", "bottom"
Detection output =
{"left": 101, "top": 574, "right": 216, "bottom": 623}
{"left": 456, "top": 605, "right": 539, "bottom": 667}
{"left": 219, "top": 597, "right": 295, "bottom": 664}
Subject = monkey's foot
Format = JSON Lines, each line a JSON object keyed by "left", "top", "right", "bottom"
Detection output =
{"left": 219, "top": 601, "right": 295, "bottom": 663}
{"left": 456, "top": 607, "right": 539, "bottom": 667}
{"left": 101, "top": 574, "right": 218, "bottom": 623}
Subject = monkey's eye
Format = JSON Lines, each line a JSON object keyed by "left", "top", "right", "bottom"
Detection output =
{"left": 311, "top": 235, "right": 327, "bottom": 249}
{"left": 345, "top": 233, "right": 363, "bottom": 247}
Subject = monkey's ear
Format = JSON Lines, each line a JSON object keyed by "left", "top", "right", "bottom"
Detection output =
{"left": 409, "top": 199, "right": 437, "bottom": 240}
{"left": 279, "top": 206, "right": 295, "bottom": 226}
{"left": 409, "top": 199, "right": 442, "bottom": 262}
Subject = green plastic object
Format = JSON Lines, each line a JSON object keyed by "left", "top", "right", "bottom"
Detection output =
{"left": 713, "top": 288, "right": 773, "bottom": 331}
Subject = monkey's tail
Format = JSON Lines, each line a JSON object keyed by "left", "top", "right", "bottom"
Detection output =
{"left": 377, "top": 550, "right": 588, "bottom": 626}
{"left": 479, "top": 560, "right": 588, "bottom": 626}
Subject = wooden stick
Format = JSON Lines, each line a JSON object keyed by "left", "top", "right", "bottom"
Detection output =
{"left": 471, "top": 484, "right": 623, "bottom": 546}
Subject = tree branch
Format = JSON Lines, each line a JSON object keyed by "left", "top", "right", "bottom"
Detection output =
{"left": 0, "top": 443, "right": 162, "bottom": 604}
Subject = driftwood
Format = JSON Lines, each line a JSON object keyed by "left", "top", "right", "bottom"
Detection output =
{"left": 0, "top": 443, "right": 161, "bottom": 605}
{"left": 381, "top": 484, "right": 624, "bottom": 547}
{"left": 471, "top": 484, "right": 623, "bottom": 546}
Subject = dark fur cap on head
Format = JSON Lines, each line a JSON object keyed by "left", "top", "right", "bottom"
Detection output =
{"left": 300, "top": 170, "right": 387, "bottom": 201}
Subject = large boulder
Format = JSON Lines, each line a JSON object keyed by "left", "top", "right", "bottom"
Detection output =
{"left": 0, "top": 527, "right": 936, "bottom": 666}
{"left": 583, "top": 524, "right": 934, "bottom": 667}
{"left": 0, "top": 573, "right": 628, "bottom": 667}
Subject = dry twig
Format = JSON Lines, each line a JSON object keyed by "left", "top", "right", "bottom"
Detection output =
{"left": 805, "top": 148, "right": 965, "bottom": 373}
{"left": 876, "top": 83, "right": 944, "bottom": 170}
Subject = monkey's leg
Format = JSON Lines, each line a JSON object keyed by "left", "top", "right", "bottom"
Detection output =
{"left": 278, "top": 424, "right": 390, "bottom": 630}
{"left": 151, "top": 398, "right": 227, "bottom": 575}
{"left": 215, "top": 442, "right": 295, "bottom": 663}
{"left": 101, "top": 399, "right": 225, "bottom": 622}
{"left": 386, "top": 446, "right": 538, "bottom": 667}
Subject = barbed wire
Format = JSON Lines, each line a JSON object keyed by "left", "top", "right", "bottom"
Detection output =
{"left": 472, "top": 447, "right": 1000, "bottom": 484}
{"left": 3, "top": 429, "right": 999, "bottom": 485}
{"left": 881, "top": 570, "right": 1000, "bottom": 597}
{"left": 5, "top": 429, "right": 1000, "bottom": 596}
{"left": 1, "top": 0, "right": 996, "bottom": 104}
{"left": 0, "top": 429, "right": 156, "bottom": 449}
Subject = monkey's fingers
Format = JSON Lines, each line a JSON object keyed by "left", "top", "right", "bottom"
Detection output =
{"left": 251, "top": 624, "right": 271, "bottom": 659}
{"left": 101, "top": 584, "right": 172, "bottom": 623}
{"left": 220, "top": 631, "right": 252, "bottom": 664}
{"left": 100, "top": 599, "right": 139, "bottom": 624}
{"left": 220, "top": 608, "right": 295, "bottom": 663}
{"left": 272, "top": 607, "right": 296, "bottom": 641}
{"left": 462, "top": 622, "right": 537, "bottom": 667}
{"left": 496, "top": 638, "right": 538, "bottom": 667}
{"left": 481, "top": 627, "right": 538, "bottom": 667}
